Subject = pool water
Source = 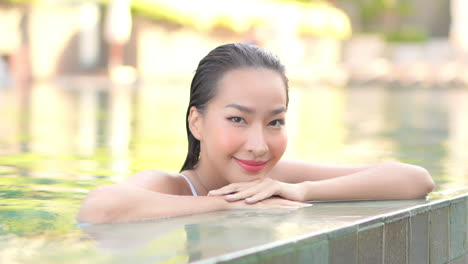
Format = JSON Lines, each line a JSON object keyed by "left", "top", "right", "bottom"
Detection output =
{"left": 0, "top": 81, "right": 467, "bottom": 262}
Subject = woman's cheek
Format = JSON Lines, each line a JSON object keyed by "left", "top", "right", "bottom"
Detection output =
{"left": 216, "top": 125, "right": 244, "bottom": 155}
{"left": 273, "top": 130, "right": 288, "bottom": 158}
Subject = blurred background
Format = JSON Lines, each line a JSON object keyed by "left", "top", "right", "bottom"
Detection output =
{"left": 0, "top": 1, "right": 467, "bottom": 262}
{"left": 2, "top": 0, "right": 468, "bottom": 85}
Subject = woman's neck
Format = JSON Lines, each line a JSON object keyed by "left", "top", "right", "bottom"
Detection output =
{"left": 188, "top": 160, "right": 229, "bottom": 196}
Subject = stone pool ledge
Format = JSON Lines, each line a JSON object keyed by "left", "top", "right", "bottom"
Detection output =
{"left": 203, "top": 194, "right": 468, "bottom": 264}
{"left": 80, "top": 189, "right": 468, "bottom": 264}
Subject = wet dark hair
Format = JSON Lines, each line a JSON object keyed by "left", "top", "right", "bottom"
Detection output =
{"left": 180, "top": 43, "right": 289, "bottom": 172}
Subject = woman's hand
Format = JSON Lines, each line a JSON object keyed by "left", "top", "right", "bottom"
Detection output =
{"left": 207, "top": 178, "right": 306, "bottom": 204}
{"left": 226, "top": 196, "right": 311, "bottom": 210}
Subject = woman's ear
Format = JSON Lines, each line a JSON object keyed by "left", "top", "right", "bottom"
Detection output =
{"left": 188, "top": 106, "right": 203, "bottom": 141}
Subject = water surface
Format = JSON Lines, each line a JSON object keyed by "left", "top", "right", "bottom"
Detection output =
{"left": 0, "top": 81, "right": 467, "bottom": 262}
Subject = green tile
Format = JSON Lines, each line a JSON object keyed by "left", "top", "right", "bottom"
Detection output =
{"left": 219, "top": 254, "right": 259, "bottom": 264}
{"left": 329, "top": 226, "right": 357, "bottom": 264}
{"left": 328, "top": 225, "right": 357, "bottom": 239}
{"left": 449, "top": 200, "right": 466, "bottom": 260}
{"left": 358, "top": 223, "right": 383, "bottom": 264}
{"left": 466, "top": 196, "right": 468, "bottom": 252}
{"left": 431, "top": 199, "right": 450, "bottom": 210}
{"left": 447, "top": 253, "right": 468, "bottom": 264}
{"left": 409, "top": 211, "right": 429, "bottom": 264}
{"left": 258, "top": 243, "right": 297, "bottom": 264}
{"left": 409, "top": 203, "right": 431, "bottom": 216}
{"left": 429, "top": 206, "right": 449, "bottom": 264}
{"left": 384, "top": 211, "right": 410, "bottom": 224}
{"left": 296, "top": 236, "right": 328, "bottom": 264}
{"left": 450, "top": 196, "right": 466, "bottom": 204}
{"left": 358, "top": 217, "right": 384, "bottom": 230}
{"left": 384, "top": 218, "right": 408, "bottom": 264}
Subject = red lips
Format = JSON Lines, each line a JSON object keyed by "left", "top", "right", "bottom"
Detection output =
{"left": 234, "top": 158, "right": 267, "bottom": 173}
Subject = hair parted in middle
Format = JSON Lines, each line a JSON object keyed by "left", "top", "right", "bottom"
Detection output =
{"left": 180, "top": 43, "right": 289, "bottom": 172}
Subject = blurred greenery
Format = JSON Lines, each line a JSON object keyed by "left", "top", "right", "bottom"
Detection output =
{"left": 385, "top": 26, "right": 429, "bottom": 43}
{"left": 131, "top": 0, "right": 351, "bottom": 38}
{"left": 0, "top": 0, "right": 351, "bottom": 39}
{"left": 325, "top": 0, "right": 433, "bottom": 43}
{"left": 340, "top": 0, "right": 412, "bottom": 22}
{"left": 359, "top": 0, "right": 412, "bottom": 23}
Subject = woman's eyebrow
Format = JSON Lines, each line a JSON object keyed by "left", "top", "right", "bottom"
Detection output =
{"left": 225, "top": 104, "right": 286, "bottom": 115}
{"left": 271, "top": 107, "right": 286, "bottom": 115}
{"left": 225, "top": 104, "right": 254, "bottom": 113}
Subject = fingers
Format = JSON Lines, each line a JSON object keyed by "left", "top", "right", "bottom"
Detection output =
{"left": 207, "top": 183, "right": 241, "bottom": 196}
{"left": 207, "top": 180, "right": 259, "bottom": 196}
{"left": 264, "top": 197, "right": 311, "bottom": 207}
{"left": 209, "top": 178, "right": 280, "bottom": 203}
{"left": 244, "top": 191, "right": 272, "bottom": 204}
{"left": 207, "top": 188, "right": 236, "bottom": 196}
{"left": 209, "top": 178, "right": 304, "bottom": 206}
{"left": 225, "top": 185, "right": 267, "bottom": 202}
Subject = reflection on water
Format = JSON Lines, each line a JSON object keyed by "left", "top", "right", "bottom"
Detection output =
{"left": 2, "top": 82, "right": 467, "bottom": 182}
{"left": 0, "top": 80, "right": 467, "bottom": 262}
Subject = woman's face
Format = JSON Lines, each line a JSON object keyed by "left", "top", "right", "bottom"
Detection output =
{"left": 192, "top": 67, "right": 288, "bottom": 183}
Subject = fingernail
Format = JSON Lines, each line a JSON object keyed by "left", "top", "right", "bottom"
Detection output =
{"left": 245, "top": 198, "right": 256, "bottom": 203}
{"left": 226, "top": 194, "right": 237, "bottom": 200}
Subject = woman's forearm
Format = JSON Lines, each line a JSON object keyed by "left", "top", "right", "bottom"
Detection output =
{"left": 77, "top": 184, "right": 229, "bottom": 224}
{"left": 299, "top": 162, "right": 435, "bottom": 201}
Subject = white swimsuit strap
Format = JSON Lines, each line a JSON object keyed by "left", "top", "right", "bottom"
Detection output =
{"left": 179, "top": 173, "right": 198, "bottom": 196}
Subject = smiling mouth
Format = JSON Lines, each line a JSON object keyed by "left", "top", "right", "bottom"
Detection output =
{"left": 233, "top": 158, "right": 268, "bottom": 173}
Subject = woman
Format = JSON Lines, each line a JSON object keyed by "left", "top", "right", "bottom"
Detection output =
{"left": 77, "top": 43, "right": 435, "bottom": 224}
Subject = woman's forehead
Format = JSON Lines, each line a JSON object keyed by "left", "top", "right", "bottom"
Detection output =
{"left": 214, "top": 68, "right": 287, "bottom": 105}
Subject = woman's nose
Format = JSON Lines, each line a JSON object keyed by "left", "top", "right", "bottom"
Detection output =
{"left": 246, "top": 125, "right": 268, "bottom": 157}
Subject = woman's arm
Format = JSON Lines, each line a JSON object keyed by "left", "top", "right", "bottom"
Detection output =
{"left": 209, "top": 161, "right": 434, "bottom": 202}
{"left": 77, "top": 170, "right": 232, "bottom": 223}
{"left": 77, "top": 170, "right": 308, "bottom": 224}
{"left": 269, "top": 160, "right": 381, "bottom": 183}
{"left": 296, "top": 162, "right": 435, "bottom": 200}
{"left": 77, "top": 183, "right": 230, "bottom": 224}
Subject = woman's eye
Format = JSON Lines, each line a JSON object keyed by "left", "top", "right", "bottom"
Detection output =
{"left": 269, "top": 119, "right": 285, "bottom": 127}
{"left": 228, "top": 117, "right": 245, "bottom": 124}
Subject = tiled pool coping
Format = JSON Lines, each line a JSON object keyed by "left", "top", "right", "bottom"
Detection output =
{"left": 207, "top": 194, "right": 468, "bottom": 264}
{"left": 79, "top": 190, "right": 468, "bottom": 264}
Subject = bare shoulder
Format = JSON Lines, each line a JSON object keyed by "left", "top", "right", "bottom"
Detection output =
{"left": 122, "top": 169, "right": 190, "bottom": 195}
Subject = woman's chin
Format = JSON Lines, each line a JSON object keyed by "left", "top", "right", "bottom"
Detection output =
{"left": 229, "top": 171, "right": 267, "bottom": 183}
